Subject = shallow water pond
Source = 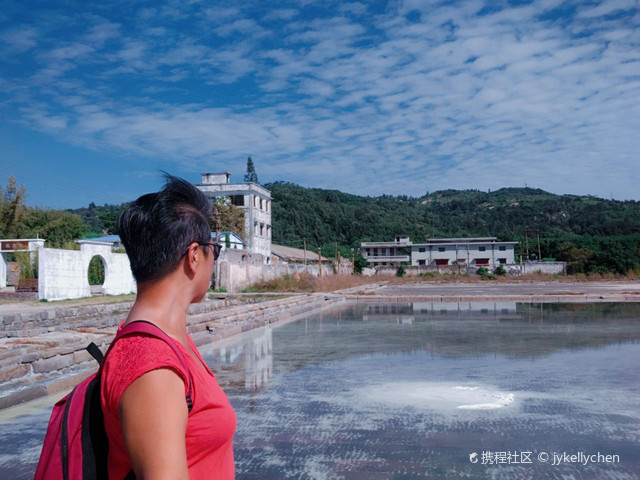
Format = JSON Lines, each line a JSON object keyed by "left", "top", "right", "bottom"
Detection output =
{"left": 2, "top": 302, "right": 640, "bottom": 479}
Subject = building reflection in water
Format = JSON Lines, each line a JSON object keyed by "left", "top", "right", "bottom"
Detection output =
{"left": 201, "top": 326, "right": 273, "bottom": 391}
{"left": 363, "top": 301, "right": 518, "bottom": 324}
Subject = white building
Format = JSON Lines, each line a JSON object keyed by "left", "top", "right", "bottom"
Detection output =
{"left": 360, "top": 235, "right": 412, "bottom": 268}
{"left": 212, "top": 231, "right": 245, "bottom": 252}
{"left": 361, "top": 236, "right": 517, "bottom": 270}
{"left": 412, "top": 237, "right": 517, "bottom": 268}
{"left": 196, "top": 172, "right": 272, "bottom": 263}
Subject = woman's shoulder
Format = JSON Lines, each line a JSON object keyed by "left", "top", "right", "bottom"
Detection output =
{"left": 101, "top": 334, "right": 189, "bottom": 411}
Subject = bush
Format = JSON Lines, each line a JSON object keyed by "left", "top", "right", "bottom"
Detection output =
{"left": 88, "top": 256, "right": 105, "bottom": 285}
{"left": 396, "top": 265, "right": 406, "bottom": 277}
{"left": 476, "top": 267, "right": 489, "bottom": 276}
{"left": 353, "top": 251, "right": 368, "bottom": 274}
{"left": 495, "top": 265, "right": 507, "bottom": 276}
{"left": 14, "top": 251, "right": 37, "bottom": 279}
{"left": 418, "top": 271, "right": 438, "bottom": 279}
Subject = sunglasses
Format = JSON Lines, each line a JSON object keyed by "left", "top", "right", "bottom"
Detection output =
{"left": 182, "top": 242, "right": 222, "bottom": 260}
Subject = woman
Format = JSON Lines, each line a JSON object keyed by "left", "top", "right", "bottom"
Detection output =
{"left": 100, "top": 174, "right": 236, "bottom": 479}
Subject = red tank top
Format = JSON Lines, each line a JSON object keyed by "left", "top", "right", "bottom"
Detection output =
{"left": 100, "top": 330, "right": 236, "bottom": 479}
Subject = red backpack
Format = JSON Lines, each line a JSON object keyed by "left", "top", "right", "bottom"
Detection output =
{"left": 34, "top": 321, "right": 193, "bottom": 480}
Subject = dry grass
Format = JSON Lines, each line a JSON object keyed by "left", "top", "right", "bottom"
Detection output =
{"left": 362, "top": 270, "right": 640, "bottom": 285}
{"left": 242, "top": 272, "right": 317, "bottom": 293}
{"left": 313, "top": 274, "right": 380, "bottom": 292}
{"left": 244, "top": 273, "right": 381, "bottom": 293}
{"left": 0, "top": 293, "right": 136, "bottom": 307}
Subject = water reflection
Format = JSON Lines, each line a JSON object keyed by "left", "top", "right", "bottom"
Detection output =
{"left": 1, "top": 302, "right": 639, "bottom": 479}
{"left": 208, "top": 302, "right": 640, "bottom": 479}
{"left": 200, "top": 327, "right": 273, "bottom": 391}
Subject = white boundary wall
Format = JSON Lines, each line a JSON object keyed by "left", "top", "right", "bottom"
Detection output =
{"left": 218, "top": 249, "right": 336, "bottom": 292}
{"left": 38, "top": 241, "right": 136, "bottom": 301}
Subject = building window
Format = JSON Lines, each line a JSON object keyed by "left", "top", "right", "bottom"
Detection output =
{"left": 373, "top": 248, "right": 378, "bottom": 257}
{"left": 438, "top": 247, "right": 445, "bottom": 252}
{"left": 476, "top": 258, "right": 490, "bottom": 265}
{"left": 418, "top": 247, "right": 426, "bottom": 253}
{"left": 499, "top": 245, "right": 506, "bottom": 251}
{"left": 418, "top": 259, "right": 426, "bottom": 265}
{"left": 231, "top": 195, "right": 244, "bottom": 207}
{"left": 435, "top": 259, "right": 448, "bottom": 266}
{"left": 260, "top": 223, "right": 264, "bottom": 236}
{"left": 479, "top": 246, "right": 486, "bottom": 252}
{"left": 499, "top": 258, "right": 507, "bottom": 264}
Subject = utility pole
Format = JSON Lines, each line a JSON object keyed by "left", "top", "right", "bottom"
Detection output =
{"left": 351, "top": 254, "right": 355, "bottom": 274}
{"left": 524, "top": 231, "right": 529, "bottom": 259}
{"left": 337, "top": 250, "right": 341, "bottom": 274}
{"left": 303, "top": 238, "right": 307, "bottom": 272}
{"left": 318, "top": 248, "right": 322, "bottom": 278}
{"left": 536, "top": 230, "right": 542, "bottom": 261}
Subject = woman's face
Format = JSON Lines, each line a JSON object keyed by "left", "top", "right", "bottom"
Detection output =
{"left": 199, "top": 244, "right": 216, "bottom": 299}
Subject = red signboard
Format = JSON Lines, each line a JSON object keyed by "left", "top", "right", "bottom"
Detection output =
{"left": 1, "top": 241, "right": 29, "bottom": 251}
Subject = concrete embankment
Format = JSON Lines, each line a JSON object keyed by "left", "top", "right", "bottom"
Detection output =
{"left": 0, "top": 291, "right": 363, "bottom": 410}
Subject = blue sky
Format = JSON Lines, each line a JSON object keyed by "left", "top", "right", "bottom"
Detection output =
{"left": 1, "top": 0, "right": 638, "bottom": 208}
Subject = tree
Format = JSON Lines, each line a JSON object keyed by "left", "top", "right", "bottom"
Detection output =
{"left": 212, "top": 197, "right": 245, "bottom": 241}
{"left": 17, "top": 208, "right": 87, "bottom": 247}
{"left": 0, "top": 175, "right": 27, "bottom": 238}
{"left": 353, "top": 251, "right": 369, "bottom": 274}
{"left": 244, "top": 157, "right": 259, "bottom": 184}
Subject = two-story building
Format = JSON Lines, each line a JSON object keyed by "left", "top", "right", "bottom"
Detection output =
{"left": 361, "top": 236, "right": 517, "bottom": 270}
{"left": 411, "top": 237, "right": 517, "bottom": 268}
{"left": 360, "top": 235, "right": 412, "bottom": 268}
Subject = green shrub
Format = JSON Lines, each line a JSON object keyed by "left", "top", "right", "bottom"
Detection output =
{"left": 495, "top": 265, "right": 507, "bottom": 276}
{"left": 88, "top": 256, "right": 105, "bottom": 285}
{"left": 396, "top": 265, "right": 406, "bottom": 277}
{"left": 353, "top": 251, "right": 368, "bottom": 274}
{"left": 476, "top": 267, "right": 489, "bottom": 276}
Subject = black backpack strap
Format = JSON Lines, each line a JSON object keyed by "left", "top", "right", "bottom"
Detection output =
{"left": 86, "top": 342, "right": 104, "bottom": 365}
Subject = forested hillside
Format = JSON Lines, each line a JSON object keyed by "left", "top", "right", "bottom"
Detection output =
{"left": 266, "top": 183, "right": 640, "bottom": 275}
{"left": 64, "top": 182, "right": 640, "bottom": 275}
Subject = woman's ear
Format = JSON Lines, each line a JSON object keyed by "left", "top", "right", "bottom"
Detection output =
{"left": 183, "top": 242, "right": 199, "bottom": 276}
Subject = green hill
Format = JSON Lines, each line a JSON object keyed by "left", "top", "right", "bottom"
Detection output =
{"left": 70, "top": 183, "right": 640, "bottom": 275}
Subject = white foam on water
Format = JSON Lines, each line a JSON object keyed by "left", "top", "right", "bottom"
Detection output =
{"left": 355, "top": 381, "right": 515, "bottom": 411}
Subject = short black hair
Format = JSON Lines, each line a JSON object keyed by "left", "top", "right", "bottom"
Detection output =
{"left": 118, "top": 173, "right": 212, "bottom": 284}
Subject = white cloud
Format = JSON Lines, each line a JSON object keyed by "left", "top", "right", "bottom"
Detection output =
{"left": 2, "top": 27, "right": 38, "bottom": 53}
{"left": 2, "top": 0, "right": 639, "bottom": 200}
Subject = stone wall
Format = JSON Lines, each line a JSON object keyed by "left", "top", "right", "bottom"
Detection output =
{"left": 506, "top": 261, "right": 566, "bottom": 275}
{"left": 373, "top": 261, "right": 566, "bottom": 276}
{"left": 38, "top": 241, "right": 136, "bottom": 301}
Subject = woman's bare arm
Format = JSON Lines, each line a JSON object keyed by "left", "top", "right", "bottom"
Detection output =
{"left": 119, "top": 368, "right": 190, "bottom": 480}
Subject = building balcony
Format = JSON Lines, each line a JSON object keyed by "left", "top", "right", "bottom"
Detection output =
{"left": 364, "top": 255, "right": 410, "bottom": 263}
